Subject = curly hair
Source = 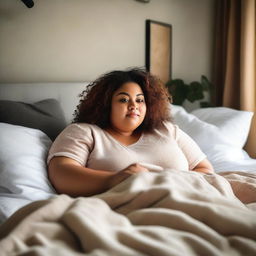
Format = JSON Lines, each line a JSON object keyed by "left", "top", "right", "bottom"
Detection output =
{"left": 73, "top": 68, "right": 172, "bottom": 132}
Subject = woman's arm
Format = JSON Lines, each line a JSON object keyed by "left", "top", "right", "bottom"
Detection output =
{"left": 191, "top": 158, "right": 214, "bottom": 174}
{"left": 48, "top": 157, "right": 148, "bottom": 197}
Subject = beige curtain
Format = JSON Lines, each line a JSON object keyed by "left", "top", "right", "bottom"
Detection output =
{"left": 242, "top": 0, "right": 256, "bottom": 157}
{"left": 213, "top": 0, "right": 256, "bottom": 157}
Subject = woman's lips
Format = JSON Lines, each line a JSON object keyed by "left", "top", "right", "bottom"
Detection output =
{"left": 126, "top": 113, "right": 139, "bottom": 118}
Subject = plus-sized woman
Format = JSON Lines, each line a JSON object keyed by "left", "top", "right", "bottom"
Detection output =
{"left": 47, "top": 68, "right": 214, "bottom": 196}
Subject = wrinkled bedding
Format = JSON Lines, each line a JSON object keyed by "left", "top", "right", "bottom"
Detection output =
{"left": 0, "top": 169, "right": 256, "bottom": 256}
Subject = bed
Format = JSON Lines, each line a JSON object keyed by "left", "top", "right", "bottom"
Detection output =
{"left": 0, "top": 82, "right": 256, "bottom": 256}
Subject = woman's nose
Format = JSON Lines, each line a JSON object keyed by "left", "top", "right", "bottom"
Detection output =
{"left": 128, "top": 101, "right": 137, "bottom": 110}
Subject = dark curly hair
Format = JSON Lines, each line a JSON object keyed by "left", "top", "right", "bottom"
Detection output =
{"left": 73, "top": 68, "right": 172, "bottom": 132}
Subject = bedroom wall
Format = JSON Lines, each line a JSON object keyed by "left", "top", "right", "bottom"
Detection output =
{"left": 0, "top": 0, "right": 215, "bottom": 84}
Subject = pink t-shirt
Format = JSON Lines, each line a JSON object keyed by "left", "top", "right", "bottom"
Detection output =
{"left": 47, "top": 122, "right": 206, "bottom": 172}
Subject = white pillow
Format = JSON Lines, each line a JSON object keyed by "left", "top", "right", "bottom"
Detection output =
{"left": 0, "top": 123, "right": 56, "bottom": 221}
{"left": 191, "top": 107, "right": 253, "bottom": 149}
{"left": 171, "top": 105, "right": 254, "bottom": 172}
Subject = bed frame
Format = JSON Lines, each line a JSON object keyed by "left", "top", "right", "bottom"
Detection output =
{"left": 0, "top": 83, "right": 255, "bottom": 158}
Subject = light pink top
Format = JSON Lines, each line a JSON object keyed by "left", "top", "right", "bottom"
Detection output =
{"left": 47, "top": 122, "right": 206, "bottom": 172}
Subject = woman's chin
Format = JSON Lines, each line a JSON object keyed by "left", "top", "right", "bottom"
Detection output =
{"left": 119, "top": 123, "right": 141, "bottom": 133}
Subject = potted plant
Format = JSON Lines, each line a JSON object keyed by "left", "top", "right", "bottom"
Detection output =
{"left": 166, "top": 75, "right": 214, "bottom": 107}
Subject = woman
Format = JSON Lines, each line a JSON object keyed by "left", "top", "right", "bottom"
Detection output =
{"left": 48, "top": 68, "right": 214, "bottom": 197}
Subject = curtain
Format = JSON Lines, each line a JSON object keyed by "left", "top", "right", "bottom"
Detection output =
{"left": 212, "top": 0, "right": 256, "bottom": 157}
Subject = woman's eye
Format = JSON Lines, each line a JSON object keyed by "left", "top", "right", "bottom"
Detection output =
{"left": 119, "top": 98, "right": 129, "bottom": 103}
{"left": 136, "top": 98, "right": 144, "bottom": 103}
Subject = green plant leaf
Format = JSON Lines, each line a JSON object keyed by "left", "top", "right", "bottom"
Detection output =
{"left": 186, "top": 82, "right": 204, "bottom": 103}
{"left": 201, "top": 75, "right": 211, "bottom": 91}
{"left": 166, "top": 75, "right": 214, "bottom": 106}
{"left": 166, "top": 79, "right": 188, "bottom": 105}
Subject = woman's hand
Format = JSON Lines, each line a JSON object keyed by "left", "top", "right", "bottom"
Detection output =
{"left": 108, "top": 163, "right": 149, "bottom": 188}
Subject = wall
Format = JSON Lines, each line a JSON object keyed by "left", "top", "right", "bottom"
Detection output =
{"left": 0, "top": 0, "right": 215, "bottom": 83}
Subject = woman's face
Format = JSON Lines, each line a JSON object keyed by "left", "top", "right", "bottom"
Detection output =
{"left": 110, "top": 82, "right": 147, "bottom": 134}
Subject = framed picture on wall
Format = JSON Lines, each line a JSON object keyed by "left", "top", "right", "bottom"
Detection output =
{"left": 145, "top": 19, "right": 172, "bottom": 84}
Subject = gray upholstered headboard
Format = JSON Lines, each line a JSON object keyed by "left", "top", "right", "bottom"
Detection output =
{"left": 0, "top": 83, "right": 89, "bottom": 123}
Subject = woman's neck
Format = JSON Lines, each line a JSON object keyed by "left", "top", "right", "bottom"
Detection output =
{"left": 106, "top": 127, "right": 133, "bottom": 137}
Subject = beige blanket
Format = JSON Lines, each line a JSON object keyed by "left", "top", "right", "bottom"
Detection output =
{"left": 0, "top": 170, "right": 256, "bottom": 256}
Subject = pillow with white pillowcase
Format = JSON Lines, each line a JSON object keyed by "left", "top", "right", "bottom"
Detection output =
{"left": 171, "top": 105, "right": 254, "bottom": 172}
{"left": 0, "top": 123, "right": 56, "bottom": 223}
{"left": 191, "top": 107, "right": 253, "bottom": 149}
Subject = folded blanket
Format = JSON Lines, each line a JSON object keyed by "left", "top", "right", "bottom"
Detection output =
{"left": 0, "top": 170, "right": 256, "bottom": 256}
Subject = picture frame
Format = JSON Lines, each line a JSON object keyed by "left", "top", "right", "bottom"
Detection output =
{"left": 145, "top": 19, "right": 172, "bottom": 83}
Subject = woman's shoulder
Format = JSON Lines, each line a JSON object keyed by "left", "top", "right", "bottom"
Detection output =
{"left": 161, "top": 121, "right": 179, "bottom": 133}
{"left": 60, "top": 123, "right": 102, "bottom": 136}
{"left": 151, "top": 121, "right": 179, "bottom": 140}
